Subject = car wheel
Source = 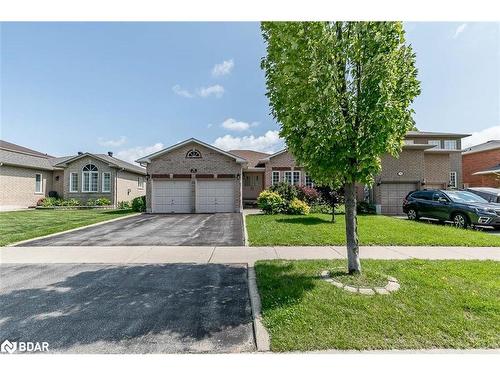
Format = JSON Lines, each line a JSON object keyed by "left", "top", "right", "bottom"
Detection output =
{"left": 452, "top": 213, "right": 469, "bottom": 229}
{"left": 407, "top": 209, "right": 418, "bottom": 220}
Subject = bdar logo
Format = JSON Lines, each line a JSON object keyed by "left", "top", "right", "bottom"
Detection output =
{"left": 1, "top": 340, "right": 17, "bottom": 354}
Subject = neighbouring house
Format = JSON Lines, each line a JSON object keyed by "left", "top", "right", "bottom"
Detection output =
{"left": 0, "top": 140, "right": 146, "bottom": 210}
{"left": 137, "top": 131, "right": 468, "bottom": 215}
{"left": 462, "top": 140, "right": 500, "bottom": 188}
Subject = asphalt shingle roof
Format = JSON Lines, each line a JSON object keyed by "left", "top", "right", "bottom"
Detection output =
{"left": 228, "top": 150, "right": 270, "bottom": 168}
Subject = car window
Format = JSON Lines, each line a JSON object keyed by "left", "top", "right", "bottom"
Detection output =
{"left": 445, "top": 191, "right": 488, "bottom": 204}
{"left": 410, "top": 192, "right": 423, "bottom": 199}
{"left": 421, "top": 191, "right": 434, "bottom": 200}
{"left": 432, "top": 192, "right": 448, "bottom": 201}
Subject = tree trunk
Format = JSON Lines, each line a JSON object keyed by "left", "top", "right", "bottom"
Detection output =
{"left": 344, "top": 182, "right": 361, "bottom": 274}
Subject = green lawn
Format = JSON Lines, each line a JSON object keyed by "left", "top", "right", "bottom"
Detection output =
{"left": 255, "top": 259, "right": 500, "bottom": 351}
{"left": 0, "top": 209, "right": 136, "bottom": 246}
{"left": 246, "top": 213, "right": 500, "bottom": 247}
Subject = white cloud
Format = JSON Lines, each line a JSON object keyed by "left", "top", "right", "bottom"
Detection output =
{"left": 97, "top": 136, "right": 127, "bottom": 147}
{"left": 221, "top": 118, "right": 258, "bottom": 132}
{"left": 173, "top": 84, "right": 224, "bottom": 99}
{"left": 197, "top": 85, "right": 225, "bottom": 98}
{"left": 213, "top": 130, "right": 284, "bottom": 153}
{"left": 453, "top": 23, "right": 467, "bottom": 39}
{"left": 462, "top": 125, "right": 500, "bottom": 149}
{"left": 172, "top": 84, "right": 194, "bottom": 98}
{"left": 115, "top": 143, "right": 165, "bottom": 164}
{"left": 212, "top": 59, "right": 234, "bottom": 77}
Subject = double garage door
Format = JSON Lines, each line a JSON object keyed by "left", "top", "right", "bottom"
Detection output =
{"left": 380, "top": 183, "right": 418, "bottom": 215}
{"left": 152, "top": 180, "right": 235, "bottom": 213}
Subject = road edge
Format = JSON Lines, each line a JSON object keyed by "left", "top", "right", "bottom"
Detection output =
{"left": 247, "top": 265, "right": 271, "bottom": 352}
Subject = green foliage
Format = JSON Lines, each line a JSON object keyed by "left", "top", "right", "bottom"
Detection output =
{"left": 87, "top": 197, "right": 112, "bottom": 206}
{"left": 257, "top": 191, "right": 285, "bottom": 214}
{"left": 310, "top": 203, "right": 333, "bottom": 214}
{"left": 59, "top": 198, "right": 81, "bottom": 207}
{"left": 288, "top": 198, "right": 310, "bottom": 215}
{"left": 356, "top": 201, "right": 376, "bottom": 214}
{"left": 118, "top": 201, "right": 132, "bottom": 209}
{"left": 261, "top": 22, "right": 420, "bottom": 186}
{"left": 38, "top": 197, "right": 80, "bottom": 207}
{"left": 131, "top": 196, "right": 146, "bottom": 212}
{"left": 269, "top": 182, "right": 298, "bottom": 205}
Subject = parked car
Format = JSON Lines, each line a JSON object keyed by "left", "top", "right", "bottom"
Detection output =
{"left": 465, "top": 187, "right": 500, "bottom": 203}
{"left": 402, "top": 189, "right": 500, "bottom": 229}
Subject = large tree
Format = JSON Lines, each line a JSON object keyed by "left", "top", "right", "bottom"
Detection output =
{"left": 261, "top": 22, "right": 420, "bottom": 274}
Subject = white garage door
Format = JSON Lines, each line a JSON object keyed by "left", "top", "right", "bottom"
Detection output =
{"left": 152, "top": 180, "right": 192, "bottom": 213}
{"left": 196, "top": 180, "right": 235, "bottom": 213}
{"left": 380, "top": 183, "right": 418, "bottom": 215}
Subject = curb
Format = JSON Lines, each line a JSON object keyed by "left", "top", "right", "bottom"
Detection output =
{"left": 247, "top": 266, "right": 270, "bottom": 352}
{"left": 7, "top": 212, "right": 142, "bottom": 247}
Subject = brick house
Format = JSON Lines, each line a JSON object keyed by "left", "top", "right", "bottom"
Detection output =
{"left": 137, "top": 132, "right": 467, "bottom": 215}
{"left": 462, "top": 140, "right": 500, "bottom": 188}
{"left": 0, "top": 140, "right": 146, "bottom": 210}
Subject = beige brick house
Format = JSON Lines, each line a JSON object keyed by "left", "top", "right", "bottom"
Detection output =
{"left": 0, "top": 140, "right": 146, "bottom": 209}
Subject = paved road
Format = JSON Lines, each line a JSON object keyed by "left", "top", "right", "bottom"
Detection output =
{"left": 0, "top": 263, "right": 255, "bottom": 353}
{"left": 18, "top": 213, "right": 245, "bottom": 246}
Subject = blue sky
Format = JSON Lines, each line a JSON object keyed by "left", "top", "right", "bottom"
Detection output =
{"left": 1, "top": 22, "right": 498, "bottom": 162}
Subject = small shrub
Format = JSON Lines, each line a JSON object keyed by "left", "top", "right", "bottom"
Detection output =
{"left": 131, "top": 196, "right": 146, "bottom": 212}
{"left": 310, "top": 203, "right": 332, "bottom": 214}
{"left": 36, "top": 197, "right": 46, "bottom": 206}
{"left": 297, "top": 186, "right": 321, "bottom": 205}
{"left": 288, "top": 198, "right": 310, "bottom": 215}
{"left": 269, "top": 182, "right": 298, "bottom": 204}
{"left": 257, "top": 190, "right": 284, "bottom": 214}
{"left": 87, "top": 197, "right": 112, "bottom": 206}
{"left": 60, "top": 198, "right": 80, "bottom": 206}
{"left": 118, "top": 201, "right": 131, "bottom": 209}
{"left": 356, "top": 201, "right": 376, "bottom": 214}
{"left": 41, "top": 197, "right": 59, "bottom": 207}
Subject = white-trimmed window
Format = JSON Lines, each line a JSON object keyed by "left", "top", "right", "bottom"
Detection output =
{"left": 284, "top": 171, "right": 292, "bottom": 184}
{"left": 292, "top": 171, "right": 301, "bottom": 186}
{"left": 35, "top": 173, "right": 43, "bottom": 193}
{"left": 272, "top": 171, "right": 280, "bottom": 185}
{"left": 444, "top": 140, "right": 457, "bottom": 150}
{"left": 305, "top": 173, "right": 314, "bottom": 188}
{"left": 70, "top": 172, "right": 78, "bottom": 192}
{"left": 102, "top": 172, "right": 111, "bottom": 192}
{"left": 82, "top": 164, "right": 99, "bottom": 192}
{"left": 428, "top": 140, "right": 441, "bottom": 148}
{"left": 404, "top": 139, "right": 414, "bottom": 145}
{"left": 138, "top": 176, "right": 145, "bottom": 189}
{"left": 449, "top": 171, "right": 457, "bottom": 188}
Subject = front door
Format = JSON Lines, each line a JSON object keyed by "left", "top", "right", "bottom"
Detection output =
{"left": 242, "top": 172, "right": 264, "bottom": 200}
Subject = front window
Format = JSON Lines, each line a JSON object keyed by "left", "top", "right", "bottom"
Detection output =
{"left": 292, "top": 171, "right": 301, "bottom": 186}
{"left": 305, "top": 173, "right": 314, "bottom": 188}
{"left": 445, "top": 191, "right": 488, "bottom": 204}
{"left": 102, "top": 172, "right": 111, "bottom": 192}
{"left": 272, "top": 171, "right": 280, "bottom": 185}
{"left": 284, "top": 171, "right": 292, "bottom": 184}
{"left": 138, "top": 176, "right": 145, "bottom": 189}
{"left": 443, "top": 140, "right": 457, "bottom": 150}
{"left": 82, "top": 164, "right": 99, "bottom": 192}
{"left": 449, "top": 171, "right": 457, "bottom": 188}
{"left": 35, "top": 173, "right": 42, "bottom": 193}
{"left": 428, "top": 140, "right": 441, "bottom": 148}
{"left": 70, "top": 172, "right": 78, "bottom": 192}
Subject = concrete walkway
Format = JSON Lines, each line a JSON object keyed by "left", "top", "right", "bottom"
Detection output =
{"left": 1, "top": 245, "right": 499, "bottom": 264}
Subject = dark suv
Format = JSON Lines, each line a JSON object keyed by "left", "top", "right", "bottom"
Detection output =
{"left": 402, "top": 189, "right": 500, "bottom": 229}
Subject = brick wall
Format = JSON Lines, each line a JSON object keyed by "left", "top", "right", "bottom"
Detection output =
{"left": 463, "top": 149, "right": 500, "bottom": 187}
{"left": 116, "top": 170, "right": 145, "bottom": 203}
{"left": 0, "top": 165, "right": 53, "bottom": 208}
{"left": 264, "top": 151, "right": 307, "bottom": 188}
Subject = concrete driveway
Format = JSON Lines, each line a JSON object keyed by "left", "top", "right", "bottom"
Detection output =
{"left": 0, "top": 263, "right": 255, "bottom": 353}
{"left": 18, "top": 213, "right": 244, "bottom": 246}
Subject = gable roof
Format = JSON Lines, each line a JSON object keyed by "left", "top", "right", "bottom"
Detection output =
{"left": 0, "top": 148, "right": 55, "bottom": 170}
{"left": 462, "top": 140, "right": 500, "bottom": 155}
{"left": 53, "top": 153, "right": 146, "bottom": 175}
{"left": 406, "top": 130, "right": 470, "bottom": 139}
{"left": 135, "top": 138, "right": 247, "bottom": 164}
{"left": 0, "top": 140, "right": 53, "bottom": 158}
{"left": 258, "top": 149, "right": 287, "bottom": 162}
{"left": 229, "top": 150, "right": 270, "bottom": 168}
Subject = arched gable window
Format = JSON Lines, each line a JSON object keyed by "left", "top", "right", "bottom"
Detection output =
{"left": 82, "top": 164, "right": 99, "bottom": 192}
{"left": 186, "top": 149, "right": 202, "bottom": 159}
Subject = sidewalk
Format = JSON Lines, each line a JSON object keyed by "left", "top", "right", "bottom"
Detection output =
{"left": 1, "top": 245, "right": 498, "bottom": 264}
